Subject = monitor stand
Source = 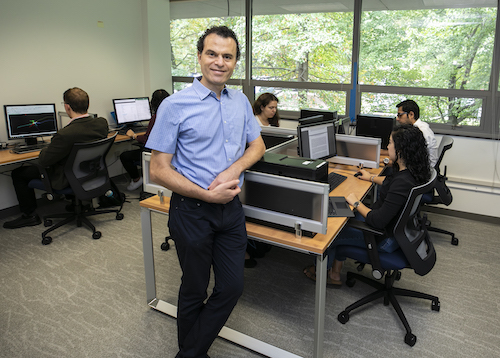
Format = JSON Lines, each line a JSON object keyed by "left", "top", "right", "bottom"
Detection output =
{"left": 24, "top": 137, "right": 39, "bottom": 146}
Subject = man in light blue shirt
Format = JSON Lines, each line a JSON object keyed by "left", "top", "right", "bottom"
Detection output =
{"left": 147, "top": 26, "right": 265, "bottom": 358}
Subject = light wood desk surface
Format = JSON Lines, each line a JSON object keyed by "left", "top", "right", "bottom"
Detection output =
{"left": 140, "top": 162, "right": 385, "bottom": 255}
{"left": 0, "top": 132, "right": 136, "bottom": 167}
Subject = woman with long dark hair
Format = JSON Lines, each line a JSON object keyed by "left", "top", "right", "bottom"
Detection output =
{"left": 304, "top": 124, "right": 430, "bottom": 285}
{"left": 253, "top": 92, "right": 280, "bottom": 127}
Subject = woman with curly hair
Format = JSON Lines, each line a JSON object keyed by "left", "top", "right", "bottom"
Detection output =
{"left": 253, "top": 92, "right": 280, "bottom": 127}
{"left": 304, "top": 124, "right": 430, "bottom": 286}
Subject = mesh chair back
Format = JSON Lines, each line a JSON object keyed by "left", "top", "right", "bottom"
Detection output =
{"left": 393, "top": 168, "right": 437, "bottom": 276}
{"left": 63, "top": 133, "right": 117, "bottom": 201}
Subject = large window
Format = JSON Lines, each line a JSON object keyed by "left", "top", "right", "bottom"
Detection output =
{"left": 359, "top": 6, "right": 496, "bottom": 130}
{"left": 170, "top": 0, "right": 500, "bottom": 137}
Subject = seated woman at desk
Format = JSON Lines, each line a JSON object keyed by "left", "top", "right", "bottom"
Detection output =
{"left": 253, "top": 92, "right": 280, "bottom": 127}
{"left": 303, "top": 124, "right": 430, "bottom": 286}
{"left": 120, "top": 89, "right": 169, "bottom": 191}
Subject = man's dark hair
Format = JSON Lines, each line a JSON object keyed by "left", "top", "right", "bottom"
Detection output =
{"left": 197, "top": 26, "right": 241, "bottom": 61}
{"left": 63, "top": 87, "right": 89, "bottom": 114}
{"left": 396, "top": 99, "right": 420, "bottom": 120}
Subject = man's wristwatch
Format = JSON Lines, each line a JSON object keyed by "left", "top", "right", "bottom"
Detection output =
{"left": 353, "top": 201, "right": 361, "bottom": 209}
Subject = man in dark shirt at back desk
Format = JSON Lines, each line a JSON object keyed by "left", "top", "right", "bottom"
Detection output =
{"left": 3, "top": 87, "right": 109, "bottom": 229}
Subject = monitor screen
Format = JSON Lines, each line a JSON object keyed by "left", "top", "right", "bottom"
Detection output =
{"left": 300, "top": 109, "right": 337, "bottom": 122}
{"left": 4, "top": 103, "right": 58, "bottom": 141}
{"left": 112, "top": 97, "right": 151, "bottom": 125}
{"left": 355, "top": 114, "right": 395, "bottom": 149}
{"left": 297, "top": 120, "right": 337, "bottom": 160}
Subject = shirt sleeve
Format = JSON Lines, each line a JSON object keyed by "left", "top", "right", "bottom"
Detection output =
{"left": 145, "top": 100, "right": 179, "bottom": 154}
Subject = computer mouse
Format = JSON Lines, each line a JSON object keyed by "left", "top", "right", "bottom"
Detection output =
{"left": 354, "top": 172, "right": 362, "bottom": 178}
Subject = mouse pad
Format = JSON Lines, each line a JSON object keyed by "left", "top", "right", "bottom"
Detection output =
{"left": 328, "top": 197, "right": 355, "bottom": 218}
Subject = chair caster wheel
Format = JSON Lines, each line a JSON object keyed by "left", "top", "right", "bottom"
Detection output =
{"left": 451, "top": 236, "right": 458, "bottom": 245}
{"left": 432, "top": 299, "right": 440, "bottom": 312}
{"left": 116, "top": 213, "right": 124, "bottom": 220}
{"left": 42, "top": 236, "right": 52, "bottom": 245}
{"left": 338, "top": 311, "right": 349, "bottom": 324}
{"left": 346, "top": 278, "right": 356, "bottom": 287}
{"left": 92, "top": 231, "right": 102, "bottom": 240}
{"left": 161, "top": 236, "right": 171, "bottom": 251}
{"left": 405, "top": 333, "right": 417, "bottom": 346}
{"left": 44, "top": 219, "right": 52, "bottom": 227}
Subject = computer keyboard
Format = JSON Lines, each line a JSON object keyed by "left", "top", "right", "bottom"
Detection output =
{"left": 327, "top": 172, "right": 347, "bottom": 192}
{"left": 13, "top": 142, "right": 49, "bottom": 154}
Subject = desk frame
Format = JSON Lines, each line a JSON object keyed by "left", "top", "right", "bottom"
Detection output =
{"left": 141, "top": 202, "right": 316, "bottom": 358}
{"left": 140, "top": 164, "right": 383, "bottom": 358}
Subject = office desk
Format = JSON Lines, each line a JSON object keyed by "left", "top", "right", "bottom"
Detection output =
{"left": 140, "top": 163, "right": 383, "bottom": 358}
{"left": 0, "top": 132, "right": 133, "bottom": 167}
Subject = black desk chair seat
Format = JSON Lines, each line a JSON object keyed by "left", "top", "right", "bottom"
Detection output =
{"left": 28, "top": 133, "right": 124, "bottom": 245}
{"left": 335, "top": 168, "right": 440, "bottom": 347}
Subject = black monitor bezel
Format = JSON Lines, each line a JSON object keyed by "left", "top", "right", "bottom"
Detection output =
{"left": 300, "top": 109, "right": 338, "bottom": 123}
{"left": 112, "top": 97, "right": 151, "bottom": 125}
{"left": 355, "top": 114, "right": 395, "bottom": 149}
{"left": 297, "top": 118, "right": 337, "bottom": 160}
{"left": 4, "top": 103, "right": 58, "bottom": 141}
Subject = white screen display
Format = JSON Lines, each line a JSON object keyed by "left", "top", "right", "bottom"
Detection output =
{"left": 113, "top": 97, "right": 151, "bottom": 124}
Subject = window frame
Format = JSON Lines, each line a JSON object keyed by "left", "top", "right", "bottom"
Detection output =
{"left": 170, "top": 0, "right": 500, "bottom": 138}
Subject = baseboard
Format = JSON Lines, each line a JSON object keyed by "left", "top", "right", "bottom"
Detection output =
{"left": 422, "top": 206, "right": 500, "bottom": 225}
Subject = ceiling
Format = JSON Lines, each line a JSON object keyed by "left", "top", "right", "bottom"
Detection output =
{"left": 170, "top": 0, "right": 497, "bottom": 19}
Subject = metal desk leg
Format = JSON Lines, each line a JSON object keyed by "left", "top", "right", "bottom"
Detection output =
{"left": 313, "top": 254, "right": 327, "bottom": 358}
{"left": 140, "top": 206, "right": 304, "bottom": 357}
{"left": 141, "top": 206, "right": 157, "bottom": 304}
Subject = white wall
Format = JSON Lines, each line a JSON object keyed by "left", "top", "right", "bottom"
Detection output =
{"left": 435, "top": 135, "right": 500, "bottom": 218}
{"left": 0, "top": 0, "right": 171, "bottom": 211}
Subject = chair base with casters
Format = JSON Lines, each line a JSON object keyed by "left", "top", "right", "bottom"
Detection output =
{"left": 161, "top": 236, "right": 172, "bottom": 251}
{"left": 28, "top": 181, "right": 125, "bottom": 245}
{"left": 336, "top": 246, "right": 440, "bottom": 347}
{"left": 423, "top": 212, "right": 458, "bottom": 245}
{"left": 40, "top": 196, "right": 124, "bottom": 245}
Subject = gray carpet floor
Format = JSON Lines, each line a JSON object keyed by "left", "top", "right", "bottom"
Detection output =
{"left": 1, "top": 182, "right": 500, "bottom": 358}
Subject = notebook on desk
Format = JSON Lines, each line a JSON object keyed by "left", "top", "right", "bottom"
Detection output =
{"left": 328, "top": 197, "right": 355, "bottom": 218}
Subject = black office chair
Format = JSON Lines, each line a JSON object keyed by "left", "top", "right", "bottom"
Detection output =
{"left": 28, "top": 133, "right": 124, "bottom": 245}
{"left": 335, "top": 168, "right": 439, "bottom": 347}
{"left": 422, "top": 136, "right": 457, "bottom": 245}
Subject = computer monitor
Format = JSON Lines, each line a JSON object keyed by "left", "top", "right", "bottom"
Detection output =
{"left": 297, "top": 119, "right": 337, "bottom": 160}
{"left": 300, "top": 108, "right": 338, "bottom": 123}
{"left": 4, "top": 103, "right": 58, "bottom": 146}
{"left": 355, "top": 114, "right": 395, "bottom": 149}
{"left": 112, "top": 97, "right": 151, "bottom": 126}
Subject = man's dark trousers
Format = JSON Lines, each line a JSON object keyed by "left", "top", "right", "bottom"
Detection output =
{"left": 169, "top": 192, "right": 247, "bottom": 358}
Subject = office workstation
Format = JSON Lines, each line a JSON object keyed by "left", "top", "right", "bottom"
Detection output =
{"left": 2, "top": 1, "right": 500, "bottom": 358}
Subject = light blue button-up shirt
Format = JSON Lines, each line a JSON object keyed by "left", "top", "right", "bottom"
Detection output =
{"left": 146, "top": 78, "right": 261, "bottom": 190}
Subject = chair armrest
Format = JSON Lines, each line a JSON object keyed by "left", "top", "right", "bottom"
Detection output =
{"left": 347, "top": 218, "right": 385, "bottom": 236}
{"left": 347, "top": 218, "right": 385, "bottom": 280}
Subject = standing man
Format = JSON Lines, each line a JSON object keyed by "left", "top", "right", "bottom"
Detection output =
{"left": 3, "top": 87, "right": 109, "bottom": 229}
{"left": 396, "top": 99, "right": 438, "bottom": 167}
{"left": 146, "top": 26, "right": 265, "bottom": 358}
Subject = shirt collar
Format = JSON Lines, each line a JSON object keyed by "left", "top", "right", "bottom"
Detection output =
{"left": 67, "top": 113, "right": 90, "bottom": 125}
{"left": 192, "top": 76, "right": 229, "bottom": 100}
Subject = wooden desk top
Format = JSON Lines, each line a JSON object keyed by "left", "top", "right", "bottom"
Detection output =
{"left": 0, "top": 131, "right": 137, "bottom": 167}
{"left": 140, "top": 163, "right": 385, "bottom": 255}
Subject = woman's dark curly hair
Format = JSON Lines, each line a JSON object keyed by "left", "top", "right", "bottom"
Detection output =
{"left": 391, "top": 124, "right": 430, "bottom": 184}
{"left": 253, "top": 92, "right": 280, "bottom": 127}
